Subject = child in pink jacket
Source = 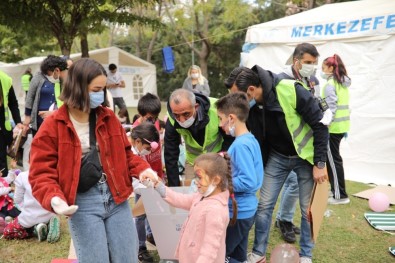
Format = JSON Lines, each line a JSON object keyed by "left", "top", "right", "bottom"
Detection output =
{"left": 144, "top": 152, "right": 237, "bottom": 263}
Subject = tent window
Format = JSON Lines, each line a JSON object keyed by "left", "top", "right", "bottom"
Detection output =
{"left": 132, "top": 75, "right": 143, "bottom": 100}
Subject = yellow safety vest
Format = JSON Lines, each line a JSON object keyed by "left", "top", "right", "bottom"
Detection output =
{"left": 321, "top": 78, "right": 350, "bottom": 134}
{"left": 276, "top": 79, "right": 315, "bottom": 164}
{"left": 21, "top": 74, "right": 31, "bottom": 91}
{"left": 0, "top": 71, "right": 13, "bottom": 131}
{"left": 168, "top": 97, "right": 223, "bottom": 165}
{"left": 54, "top": 82, "right": 63, "bottom": 107}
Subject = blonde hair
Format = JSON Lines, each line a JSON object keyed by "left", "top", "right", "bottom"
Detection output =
{"left": 188, "top": 65, "right": 206, "bottom": 85}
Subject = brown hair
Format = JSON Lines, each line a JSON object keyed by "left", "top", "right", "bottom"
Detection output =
{"left": 59, "top": 58, "right": 108, "bottom": 112}
{"left": 194, "top": 152, "right": 238, "bottom": 225}
{"left": 215, "top": 92, "right": 249, "bottom": 122}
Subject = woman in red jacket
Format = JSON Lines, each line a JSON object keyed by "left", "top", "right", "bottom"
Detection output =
{"left": 29, "top": 58, "right": 157, "bottom": 263}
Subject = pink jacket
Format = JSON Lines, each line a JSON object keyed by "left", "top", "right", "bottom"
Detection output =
{"left": 164, "top": 189, "right": 230, "bottom": 263}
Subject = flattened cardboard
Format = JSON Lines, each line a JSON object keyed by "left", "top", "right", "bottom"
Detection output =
{"left": 353, "top": 185, "right": 395, "bottom": 205}
{"left": 309, "top": 179, "right": 329, "bottom": 243}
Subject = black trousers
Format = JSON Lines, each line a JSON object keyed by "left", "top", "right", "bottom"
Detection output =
{"left": 327, "top": 133, "right": 348, "bottom": 199}
{"left": 0, "top": 129, "right": 12, "bottom": 177}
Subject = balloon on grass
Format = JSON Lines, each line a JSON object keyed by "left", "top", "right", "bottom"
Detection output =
{"left": 369, "top": 192, "right": 390, "bottom": 212}
{"left": 270, "top": 243, "right": 299, "bottom": 263}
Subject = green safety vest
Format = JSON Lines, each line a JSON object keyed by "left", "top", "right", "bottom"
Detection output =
{"left": 168, "top": 97, "right": 223, "bottom": 165}
{"left": 54, "top": 82, "right": 63, "bottom": 107}
{"left": 276, "top": 79, "right": 315, "bottom": 164}
{"left": 21, "top": 74, "right": 31, "bottom": 91}
{"left": 321, "top": 78, "right": 350, "bottom": 134}
{"left": 0, "top": 71, "right": 13, "bottom": 131}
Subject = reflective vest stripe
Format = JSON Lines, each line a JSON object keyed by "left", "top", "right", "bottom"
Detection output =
{"left": 276, "top": 79, "right": 315, "bottom": 164}
{"left": 185, "top": 132, "right": 222, "bottom": 155}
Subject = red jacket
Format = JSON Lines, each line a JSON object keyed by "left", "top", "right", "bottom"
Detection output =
{"left": 29, "top": 105, "right": 150, "bottom": 212}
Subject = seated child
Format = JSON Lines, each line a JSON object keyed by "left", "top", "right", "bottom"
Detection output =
{"left": 3, "top": 169, "right": 61, "bottom": 242}
{"left": 142, "top": 152, "right": 236, "bottom": 263}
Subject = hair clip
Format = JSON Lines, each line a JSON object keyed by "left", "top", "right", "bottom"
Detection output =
{"left": 218, "top": 151, "right": 225, "bottom": 157}
{"left": 143, "top": 138, "right": 159, "bottom": 150}
{"left": 230, "top": 193, "right": 235, "bottom": 199}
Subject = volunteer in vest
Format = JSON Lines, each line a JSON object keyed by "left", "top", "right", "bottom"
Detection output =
{"left": 272, "top": 43, "right": 320, "bottom": 244}
{"left": 320, "top": 54, "right": 351, "bottom": 205}
{"left": 21, "top": 67, "right": 32, "bottom": 95}
{"left": 225, "top": 66, "right": 328, "bottom": 263}
{"left": 23, "top": 55, "right": 68, "bottom": 137}
{"left": 0, "top": 70, "right": 23, "bottom": 176}
{"left": 164, "top": 88, "right": 233, "bottom": 186}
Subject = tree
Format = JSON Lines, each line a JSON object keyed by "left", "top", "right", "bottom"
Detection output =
{"left": 0, "top": 0, "right": 161, "bottom": 57}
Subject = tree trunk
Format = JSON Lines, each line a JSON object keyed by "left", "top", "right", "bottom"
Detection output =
{"left": 80, "top": 32, "right": 89, "bottom": 58}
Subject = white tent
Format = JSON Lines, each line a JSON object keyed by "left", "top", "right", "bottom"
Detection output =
{"left": 241, "top": 0, "right": 395, "bottom": 186}
{"left": 0, "top": 46, "right": 157, "bottom": 107}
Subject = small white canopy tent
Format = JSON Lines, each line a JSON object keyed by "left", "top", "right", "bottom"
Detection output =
{"left": 241, "top": 0, "right": 395, "bottom": 186}
{"left": 0, "top": 46, "right": 157, "bottom": 107}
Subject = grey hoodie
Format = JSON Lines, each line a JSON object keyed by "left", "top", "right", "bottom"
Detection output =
{"left": 322, "top": 75, "right": 351, "bottom": 122}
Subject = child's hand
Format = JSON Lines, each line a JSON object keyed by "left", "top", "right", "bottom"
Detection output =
{"left": 51, "top": 196, "right": 78, "bottom": 216}
{"left": 139, "top": 168, "right": 158, "bottom": 188}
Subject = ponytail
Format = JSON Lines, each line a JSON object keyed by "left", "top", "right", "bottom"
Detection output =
{"left": 222, "top": 152, "right": 238, "bottom": 225}
{"left": 324, "top": 54, "right": 349, "bottom": 84}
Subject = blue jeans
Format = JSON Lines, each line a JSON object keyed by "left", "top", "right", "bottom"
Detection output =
{"left": 134, "top": 194, "right": 153, "bottom": 249}
{"left": 252, "top": 151, "right": 314, "bottom": 258}
{"left": 276, "top": 170, "right": 299, "bottom": 222}
{"left": 69, "top": 182, "right": 139, "bottom": 263}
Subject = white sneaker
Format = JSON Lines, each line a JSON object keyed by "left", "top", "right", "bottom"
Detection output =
{"left": 35, "top": 223, "right": 48, "bottom": 242}
{"left": 328, "top": 197, "right": 350, "bottom": 205}
{"left": 300, "top": 257, "right": 312, "bottom": 263}
{"left": 247, "top": 252, "right": 266, "bottom": 263}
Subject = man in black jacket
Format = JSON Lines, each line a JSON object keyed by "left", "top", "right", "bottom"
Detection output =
{"left": 225, "top": 65, "right": 328, "bottom": 263}
{"left": 164, "top": 89, "right": 233, "bottom": 186}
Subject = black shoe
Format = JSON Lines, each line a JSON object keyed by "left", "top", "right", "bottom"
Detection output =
{"left": 277, "top": 220, "right": 296, "bottom": 243}
{"left": 138, "top": 248, "right": 153, "bottom": 263}
{"left": 146, "top": 234, "right": 156, "bottom": 246}
{"left": 275, "top": 219, "right": 300, "bottom": 235}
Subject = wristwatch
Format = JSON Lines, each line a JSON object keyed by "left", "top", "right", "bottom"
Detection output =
{"left": 315, "top": 161, "right": 326, "bottom": 169}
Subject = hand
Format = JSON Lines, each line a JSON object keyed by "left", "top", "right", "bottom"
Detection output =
{"left": 51, "top": 196, "right": 78, "bottom": 216}
{"left": 313, "top": 166, "right": 327, "bottom": 184}
{"left": 6, "top": 170, "right": 16, "bottom": 184}
{"left": 139, "top": 168, "right": 158, "bottom": 188}
{"left": 38, "top": 111, "right": 54, "bottom": 119}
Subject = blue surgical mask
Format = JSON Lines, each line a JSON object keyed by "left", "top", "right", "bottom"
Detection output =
{"left": 249, "top": 98, "right": 256, "bottom": 108}
{"left": 89, "top": 91, "right": 104, "bottom": 109}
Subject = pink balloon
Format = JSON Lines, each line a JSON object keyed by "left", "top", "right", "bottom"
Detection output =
{"left": 369, "top": 192, "right": 390, "bottom": 212}
{"left": 270, "top": 243, "right": 300, "bottom": 263}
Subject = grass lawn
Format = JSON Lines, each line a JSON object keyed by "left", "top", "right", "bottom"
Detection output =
{"left": 0, "top": 180, "right": 394, "bottom": 262}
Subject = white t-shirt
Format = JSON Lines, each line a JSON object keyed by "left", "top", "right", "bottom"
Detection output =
{"left": 107, "top": 71, "right": 124, "bottom": 98}
{"left": 69, "top": 113, "right": 90, "bottom": 156}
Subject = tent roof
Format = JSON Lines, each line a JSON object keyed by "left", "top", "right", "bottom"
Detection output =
{"left": 246, "top": 0, "right": 395, "bottom": 44}
{"left": 8, "top": 46, "right": 154, "bottom": 68}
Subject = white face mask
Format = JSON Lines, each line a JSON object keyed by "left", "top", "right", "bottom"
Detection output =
{"left": 200, "top": 183, "right": 217, "bottom": 197}
{"left": 133, "top": 145, "right": 151, "bottom": 156}
{"left": 298, "top": 63, "right": 315, "bottom": 78}
{"left": 46, "top": 75, "right": 59, "bottom": 84}
{"left": 228, "top": 118, "right": 236, "bottom": 137}
{"left": 177, "top": 116, "right": 195, "bottom": 128}
{"left": 191, "top": 73, "right": 199, "bottom": 79}
{"left": 320, "top": 71, "right": 331, "bottom": 80}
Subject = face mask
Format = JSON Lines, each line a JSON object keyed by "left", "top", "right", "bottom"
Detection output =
{"left": 228, "top": 118, "right": 236, "bottom": 137}
{"left": 132, "top": 145, "right": 151, "bottom": 156}
{"left": 46, "top": 75, "right": 59, "bottom": 84}
{"left": 320, "top": 71, "right": 331, "bottom": 80}
{"left": 177, "top": 116, "right": 195, "bottom": 128}
{"left": 298, "top": 62, "right": 315, "bottom": 78}
{"left": 200, "top": 183, "right": 217, "bottom": 197}
{"left": 191, "top": 73, "right": 199, "bottom": 79}
{"left": 89, "top": 91, "right": 104, "bottom": 109}
{"left": 249, "top": 98, "right": 256, "bottom": 108}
